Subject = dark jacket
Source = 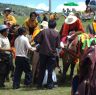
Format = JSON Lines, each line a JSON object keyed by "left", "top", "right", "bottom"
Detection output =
{"left": 34, "top": 28, "right": 60, "bottom": 56}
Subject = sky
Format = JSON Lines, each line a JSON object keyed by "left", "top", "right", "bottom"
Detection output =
{"left": 0, "top": 0, "right": 86, "bottom": 12}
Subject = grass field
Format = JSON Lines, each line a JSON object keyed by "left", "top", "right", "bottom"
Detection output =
{"left": 0, "top": 15, "right": 93, "bottom": 95}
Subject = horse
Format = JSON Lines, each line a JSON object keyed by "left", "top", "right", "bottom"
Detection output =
{"left": 60, "top": 32, "right": 91, "bottom": 82}
{"left": 71, "top": 44, "right": 96, "bottom": 95}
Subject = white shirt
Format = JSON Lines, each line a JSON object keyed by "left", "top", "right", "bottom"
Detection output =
{"left": 0, "top": 33, "right": 10, "bottom": 54}
{"left": 15, "top": 35, "right": 32, "bottom": 58}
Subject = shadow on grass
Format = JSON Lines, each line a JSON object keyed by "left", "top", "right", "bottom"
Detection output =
{"left": 0, "top": 87, "right": 12, "bottom": 90}
{"left": 0, "top": 74, "right": 71, "bottom": 91}
{"left": 20, "top": 74, "right": 71, "bottom": 91}
{"left": 57, "top": 74, "right": 71, "bottom": 87}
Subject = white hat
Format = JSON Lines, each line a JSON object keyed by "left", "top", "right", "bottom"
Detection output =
{"left": 40, "top": 21, "right": 48, "bottom": 29}
{"left": 65, "top": 15, "right": 78, "bottom": 24}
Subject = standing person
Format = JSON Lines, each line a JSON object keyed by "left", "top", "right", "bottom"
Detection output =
{"left": 37, "top": 14, "right": 42, "bottom": 23}
{"left": 13, "top": 27, "right": 36, "bottom": 89}
{"left": 60, "top": 12, "right": 84, "bottom": 82}
{"left": 42, "top": 13, "right": 48, "bottom": 22}
{"left": 0, "top": 25, "right": 13, "bottom": 87}
{"left": 32, "top": 21, "right": 48, "bottom": 83}
{"left": 35, "top": 20, "right": 60, "bottom": 89}
{"left": 86, "top": 15, "right": 96, "bottom": 35}
{"left": 23, "top": 12, "right": 40, "bottom": 42}
{"left": 3, "top": 8, "right": 16, "bottom": 27}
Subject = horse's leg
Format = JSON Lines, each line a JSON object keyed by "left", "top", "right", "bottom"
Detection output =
{"left": 70, "top": 58, "right": 76, "bottom": 80}
{"left": 62, "top": 52, "right": 70, "bottom": 82}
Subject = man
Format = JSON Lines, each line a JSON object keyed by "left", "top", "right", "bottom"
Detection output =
{"left": 23, "top": 12, "right": 40, "bottom": 42}
{"left": 0, "top": 25, "right": 13, "bottom": 87}
{"left": 42, "top": 13, "right": 48, "bottom": 22}
{"left": 3, "top": 8, "right": 16, "bottom": 27}
{"left": 13, "top": 27, "right": 36, "bottom": 89}
{"left": 60, "top": 12, "right": 84, "bottom": 82}
{"left": 60, "top": 12, "right": 84, "bottom": 39}
{"left": 34, "top": 20, "right": 60, "bottom": 89}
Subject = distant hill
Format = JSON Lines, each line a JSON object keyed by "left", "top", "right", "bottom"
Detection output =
{"left": 0, "top": 3, "right": 36, "bottom": 16}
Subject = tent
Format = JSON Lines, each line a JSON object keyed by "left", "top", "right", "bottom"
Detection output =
{"left": 64, "top": 2, "right": 79, "bottom": 6}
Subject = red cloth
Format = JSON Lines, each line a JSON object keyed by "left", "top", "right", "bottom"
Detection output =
{"left": 60, "top": 18, "right": 84, "bottom": 38}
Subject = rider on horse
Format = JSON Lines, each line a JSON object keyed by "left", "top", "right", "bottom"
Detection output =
{"left": 3, "top": 8, "right": 18, "bottom": 47}
{"left": 60, "top": 12, "right": 85, "bottom": 82}
{"left": 3, "top": 8, "right": 17, "bottom": 28}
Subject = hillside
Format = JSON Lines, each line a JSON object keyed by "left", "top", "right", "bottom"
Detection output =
{"left": 0, "top": 3, "right": 36, "bottom": 16}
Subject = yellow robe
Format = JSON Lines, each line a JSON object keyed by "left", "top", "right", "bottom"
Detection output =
{"left": 4, "top": 14, "right": 16, "bottom": 25}
{"left": 93, "top": 22, "right": 96, "bottom": 32}
{"left": 23, "top": 18, "right": 40, "bottom": 41}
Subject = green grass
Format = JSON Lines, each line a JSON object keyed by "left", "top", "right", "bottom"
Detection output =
{"left": 0, "top": 83, "right": 71, "bottom": 95}
{"left": 0, "top": 15, "right": 93, "bottom": 95}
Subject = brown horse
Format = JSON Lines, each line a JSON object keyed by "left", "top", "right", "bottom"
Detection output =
{"left": 71, "top": 45, "right": 96, "bottom": 95}
{"left": 60, "top": 32, "right": 88, "bottom": 82}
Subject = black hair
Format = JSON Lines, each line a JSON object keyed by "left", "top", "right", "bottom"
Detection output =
{"left": 0, "top": 29, "right": 9, "bottom": 34}
{"left": 48, "top": 20, "right": 56, "bottom": 29}
{"left": 30, "top": 12, "right": 37, "bottom": 18}
{"left": 17, "top": 27, "right": 26, "bottom": 35}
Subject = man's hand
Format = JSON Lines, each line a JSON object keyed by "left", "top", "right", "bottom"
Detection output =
{"left": 30, "top": 47, "right": 36, "bottom": 51}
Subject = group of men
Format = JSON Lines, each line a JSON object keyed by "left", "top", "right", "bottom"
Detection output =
{"left": 0, "top": 7, "right": 96, "bottom": 90}
{"left": 0, "top": 8, "right": 60, "bottom": 89}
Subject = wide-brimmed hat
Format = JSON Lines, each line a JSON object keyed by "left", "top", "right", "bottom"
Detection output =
{"left": 4, "top": 8, "right": 11, "bottom": 13}
{"left": 40, "top": 21, "right": 48, "bottom": 28}
{"left": 0, "top": 25, "right": 8, "bottom": 32}
{"left": 65, "top": 15, "right": 78, "bottom": 24}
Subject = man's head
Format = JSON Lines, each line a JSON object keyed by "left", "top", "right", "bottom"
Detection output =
{"left": 48, "top": 20, "right": 56, "bottom": 29}
{"left": 4, "top": 8, "right": 11, "bottom": 15}
{"left": 30, "top": 12, "right": 37, "bottom": 21}
{"left": 17, "top": 27, "right": 27, "bottom": 36}
{"left": 0, "top": 25, "right": 9, "bottom": 37}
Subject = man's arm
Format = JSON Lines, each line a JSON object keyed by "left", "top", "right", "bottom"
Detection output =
{"left": 9, "top": 15, "right": 17, "bottom": 25}
{"left": 0, "top": 39, "right": 12, "bottom": 52}
{"left": 60, "top": 23, "right": 69, "bottom": 39}
{"left": 25, "top": 37, "right": 36, "bottom": 51}
{"left": 0, "top": 48, "right": 13, "bottom": 52}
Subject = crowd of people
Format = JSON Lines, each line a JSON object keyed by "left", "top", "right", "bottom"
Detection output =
{"left": 0, "top": 7, "right": 96, "bottom": 94}
{"left": 0, "top": 8, "right": 60, "bottom": 89}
